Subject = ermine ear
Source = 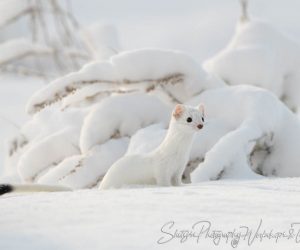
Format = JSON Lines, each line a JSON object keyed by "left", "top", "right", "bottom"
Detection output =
{"left": 173, "top": 104, "right": 184, "bottom": 119}
{"left": 199, "top": 104, "right": 205, "bottom": 117}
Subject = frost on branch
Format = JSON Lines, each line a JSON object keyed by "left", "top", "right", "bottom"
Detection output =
{"left": 204, "top": 15, "right": 300, "bottom": 112}
{"left": 4, "top": 49, "right": 222, "bottom": 188}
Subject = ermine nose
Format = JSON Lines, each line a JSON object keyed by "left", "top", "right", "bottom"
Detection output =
{"left": 197, "top": 124, "right": 203, "bottom": 129}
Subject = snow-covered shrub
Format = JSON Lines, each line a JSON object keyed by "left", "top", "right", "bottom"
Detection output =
{"left": 5, "top": 47, "right": 300, "bottom": 186}
{"left": 204, "top": 16, "right": 300, "bottom": 112}
{"left": 189, "top": 85, "right": 300, "bottom": 181}
{"left": 26, "top": 48, "right": 223, "bottom": 114}
{"left": 4, "top": 49, "right": 222, "bottom": 188}
{"left": 129, "top": 85, "right": 300, "bottom": 182}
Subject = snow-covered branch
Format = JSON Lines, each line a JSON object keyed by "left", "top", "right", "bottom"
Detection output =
{"left": 204, "top": 17, "right": 300, "bottom": 112}
{"left": 0, "top": 0, "right": 33, "bottom": 29}
{"left": 26, "top": 49, "right": 223, "bottom": 114}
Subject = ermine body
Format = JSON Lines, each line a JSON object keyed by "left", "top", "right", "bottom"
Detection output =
{"left": 99, "top": 104, "right": 205, "bottom": 189}
{"left": 0, "top": 104, "right": 205, "bottom": 195}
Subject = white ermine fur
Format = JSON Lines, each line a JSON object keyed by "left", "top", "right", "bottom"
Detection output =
{"left": 99, "top": 104, "right": 205, "bottom": 189}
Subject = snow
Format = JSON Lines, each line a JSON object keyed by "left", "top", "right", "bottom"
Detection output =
{"left": 81, "top": 23, "right": 121, "bottom": 60}
{"left": 71, "top": 0, "right": 300, "bottom": 64}
{"left": 80, "top": 93, "right": 171, "bottom": 153}
{"left": 129, "top": 85, "right": 300, "bottom": 182}
{"left": 38, "top": 138, "right": 129, "bottom": 189}
{"left": 6, "top": 48, "right": 224, "bottom": 189}
{"left": 6, "top": 35, "right": 300, "bottom": 187}
{"left": 204, "top": 18, "right": 300, "bottom": 111}
{"left": 18, "top": 128, "right": 80, "bottom": 182}
{"left": 1, "top": 179, "right": 300, "bottom": 250}
{"left": 26, "top": 48, "right": 222, "bottom": 114}
{"left": 3, "top": 106, "right": 87, "bottom": 180}
{"left": 0, "top": 39, "right": 51, "bottom": 65}
{"left": 1, "top": 1, "right": 300, "bottom": 249}
{"left": 0, "top": 75, "right": 43, "bottom": 175}
{"left": 0, "top": 0, "right": 30, "bottom": 28}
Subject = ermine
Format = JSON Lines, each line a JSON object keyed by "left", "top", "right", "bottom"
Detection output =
{"left": 99, "top": 104, "right": 205, "bottom": 189}
{"left": 0, "top": 104, "right": 205, "bottom": 195}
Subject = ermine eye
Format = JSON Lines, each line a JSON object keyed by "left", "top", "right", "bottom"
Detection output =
{"left": 202, "top": 117, "right": 204, "bottom": 122}
{"left": 186, "top": 117, "right": 192, "bottom": 123}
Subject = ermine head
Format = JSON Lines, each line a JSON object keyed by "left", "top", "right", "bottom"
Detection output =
{"left": 171, "top": 104, "right": 205, "bottom": 132}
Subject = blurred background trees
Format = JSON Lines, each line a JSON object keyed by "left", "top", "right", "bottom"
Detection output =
{"left": 0, "top": 0, "right": 92, "bottom": 78}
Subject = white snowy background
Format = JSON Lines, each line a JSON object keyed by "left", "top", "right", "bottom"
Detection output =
{"left": 1, "top": 0, "right": 300, "bottom": 249}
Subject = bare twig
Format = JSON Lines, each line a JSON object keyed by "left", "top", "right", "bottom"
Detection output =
{"left": 62, "top": 88, "right": 137, "bottom": 110}
{"left": 58, "top": 159, "right": 83, "bottom": 182}
{"left": 0, "top": 8, "right": 33, "bottom": 29}
{"left": 240, "top": 0, "right": 249, "bottom": 22}
{"left": 0, "top": 65, "right": 55, "bottom": 78}
{"left": 85, "top": 174, "right": 105, "bottom": 189}
{"left": 8, "top": 134, "right": 28, "bottom": 157}
{"left": 0, "top": 48, "right": 52, "bottom": 67}
{"left": 35, "top": 1, "right": 50, "bottom": 44}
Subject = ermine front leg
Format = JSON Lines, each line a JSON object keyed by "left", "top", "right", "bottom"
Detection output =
{"left": 156, "top": 170, "right": 171, "bottom": 186}
{"left": 172, "top": 172, "right": 183, "bottom": 186}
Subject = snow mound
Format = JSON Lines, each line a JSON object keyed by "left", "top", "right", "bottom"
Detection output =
{"left": 80, "top": 93, "right": 170, "bottom": 153}
{"left": 13, "top": 92, "right": 171, "bottom": 188}
{"left": 190, "top": 85, "right": 300, "bottom": 181}
{"left": 38, "top": 138, "right": 129, "bottom": 189}
{"left": 18, "top": 128, "right": 80, "bottom": 182}
{"left": 204, "top": 19, "right": 300, "bottom": 111}
{"left": 1, "top": 178, "right": 300, "bottom": 250}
